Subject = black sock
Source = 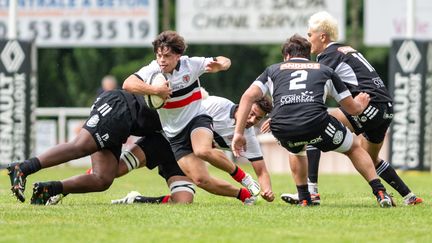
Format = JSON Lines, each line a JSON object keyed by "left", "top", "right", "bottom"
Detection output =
{"left": 19, "top": 157, "right": 41, "bottom": 176}
{"left": 368, "top": 178, "right": 386, "bottom": 195}
{"left": 230, "top": 166, "right": 238, "bottom": 176}
{"left": 375, "top": 160, "right": 411, "bottom": 197}
{"left": 297, "top": 184, "right": 311, "bottom": 203}
{"left": 48, "top": 181, "right": 64, "bottom": 196}
{"left": 134, "top": 195, "right": 167, "bottom": 204}
{"left": 307, "top": 147, "right": 321, "bottom": 183}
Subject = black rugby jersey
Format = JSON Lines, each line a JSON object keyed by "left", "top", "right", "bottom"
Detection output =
{"left": 119, "top": 90, "right": 163, "bottom": 136}
{"left": 255, "top": 58, "right": 351, "bottom": 136}
{"left": 317, "top": 43, "right": 392, "bottom": 103}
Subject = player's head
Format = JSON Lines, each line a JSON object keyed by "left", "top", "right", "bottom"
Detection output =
{"left": 101, "top": 75, "right": 117, "bottom": 91}
{"left": 152, "top": 30, "right": 187, "bottom": 73}
{"left": 245, "top": 97, "right": 273, "bottom": 129}
{"left": 281, "top": 34, "right": 311, "bottom": 61}
{"left": 307, "top": 11, "right": 338, "bottom": 54}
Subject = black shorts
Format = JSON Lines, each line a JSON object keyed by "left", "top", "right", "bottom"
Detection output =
{"left": 135, "top": 132, "right": 185, "bottom": 181}
{"left": 341, "top": 102, "right": 393, "bottom": 143}
{"left": 168, "top": 115, "right": 213, "bottom": 161}
{"left": 82, "top": 90, "right": 132, "bottom": 160}
{"left": 275, "top": 115, "right": 350, "bottom": 153}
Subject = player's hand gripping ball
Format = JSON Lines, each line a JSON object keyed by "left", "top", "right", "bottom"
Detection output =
{"left": 144, "top": 72, "right": 169, "bottom": 109}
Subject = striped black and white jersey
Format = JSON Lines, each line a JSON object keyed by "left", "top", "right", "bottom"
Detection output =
{"left": 134, "top": 56, "right": 214, "bottom": 138}
{"left": 252, "top": 58, "right": 351, "bottom": 136}
{"left": 317, "top": 43, "right": 392, "bottom": 103}
{"left": 119, "top": 90, "right": 163, "bottom": 136}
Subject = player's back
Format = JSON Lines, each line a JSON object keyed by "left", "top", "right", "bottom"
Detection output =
{"left": 318, "top": 43, "right": 392, "bottom": 103}
{"left": 260, "top": 58, "right": 348, "bottom": 136}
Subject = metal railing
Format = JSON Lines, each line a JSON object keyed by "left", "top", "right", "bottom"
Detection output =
{"left": 36, "top": 107, "right": 90, "bottom": 144}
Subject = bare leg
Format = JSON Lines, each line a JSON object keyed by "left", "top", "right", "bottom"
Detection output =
{"left": 62, "top": 149, "right": 118, "bottom": 193}
{"left": 343, "top": 136, "right": 378, "bottom": 182}
{"left": 177, "top": 153, "right": 240, "bottom": 198}
{"left": 288, "top": 153, "right": 308, "bottom": 186}
{"left": 190, "top": 128, "right": 236, "bottom": 173}
{"left": 38, "top": 129, "right": 98, "bottom": 168}
{"left": 116, "top": 144, "right": 147, "bottom": 177}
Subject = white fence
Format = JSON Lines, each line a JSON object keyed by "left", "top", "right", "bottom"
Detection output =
{"left": 35, "top": 107, "right": 390, "bottom": 173}
{"left": 36, "top": 107, "right": 91, "bottom": 167}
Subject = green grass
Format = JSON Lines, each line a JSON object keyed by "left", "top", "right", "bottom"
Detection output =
{"left": 0, "top": 164, "right": 431, "bottom": 243}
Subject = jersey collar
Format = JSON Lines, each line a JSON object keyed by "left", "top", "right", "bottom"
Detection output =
{"left": 174, "top": 61, "right": 181, "bottom": 71}
{"left": 230, "top": 104, "right": 238, "bottom": 119}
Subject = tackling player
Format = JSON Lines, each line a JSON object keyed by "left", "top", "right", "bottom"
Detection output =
{"left": 8, "top": 89, "right": 256, "bottom": 205}
{"left": 7, "top": 90, "right": 198, "bottom": 204}
{"left": 111, "top": 94, "right": 275, "bottom": 204}
{"left": 281, "top": 11, "right": 423, "bottom": 206}
{"left": 232, "top": 34, "right": 394, "bottom": 207}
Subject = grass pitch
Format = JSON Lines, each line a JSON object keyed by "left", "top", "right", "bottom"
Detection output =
{"left": 0, "top": 164, "right": 431, "bottom": 242}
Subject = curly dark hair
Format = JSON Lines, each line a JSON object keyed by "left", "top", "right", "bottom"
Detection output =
{"left": 152, "top": 30, "right": 187, "bottom": 55}
{"left": 281, "top": 34, "right": 311, "bottom": 59}
{"left": 255, "top": 97, "right": 273, "bottom": 114}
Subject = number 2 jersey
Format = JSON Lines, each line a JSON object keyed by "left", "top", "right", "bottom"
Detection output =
{"left": 252, "top": 58, "right": 352, "bottom": 137}
{"left": 317, "top": 43, "right": 392, "bottom": 103}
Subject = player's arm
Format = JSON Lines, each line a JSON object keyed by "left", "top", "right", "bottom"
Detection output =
{"left": 205, "top": 56, "right": 231, "bottom": 73}
{"left": 339, "top": 92, "right": 370, "bottom": 115}
{"left": 232, "top": 84, "right": 264, "bottom": 157}
{"left": 327, "top": 71, "right": 370, "bottom": 116}
{"left": 250, "top": 159, "right": 274, "bottom": 202}
{"left": 260, "top": 118, "right": 271, "bottom": 133}
{"left": 123, "top": 74, "right": 171, "bottom": 99}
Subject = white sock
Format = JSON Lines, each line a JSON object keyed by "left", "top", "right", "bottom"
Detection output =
{"left": 403, "top": 192, "right": 414, "bottom": 201}
{"left": 307, "top": 179, "right": 318, "bottom": 194}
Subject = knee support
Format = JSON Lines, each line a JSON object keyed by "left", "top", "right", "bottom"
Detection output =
{"left": 120, "top": 150, "right": 140, "bottom": 171}
{"left": 169, "top": 180, "right": 196, "bottom": 195}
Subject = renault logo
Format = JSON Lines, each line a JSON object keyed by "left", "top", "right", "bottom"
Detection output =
{"left": 396, "top": 40, "right": 421, "bottom": 73}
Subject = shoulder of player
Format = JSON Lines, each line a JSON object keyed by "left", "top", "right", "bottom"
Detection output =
{"left": 208, "top": 95, "right": 234, "bottom": 105}
{"left": 266, "top": 62, "right": 285, "bottom": 72}
{"left": 204, "top": 96, "right": 235, "bottom": 113}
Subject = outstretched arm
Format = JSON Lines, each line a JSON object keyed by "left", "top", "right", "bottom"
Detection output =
{"left": 232, "top": 85, "right": 263, "bottom": 157}
{"left": 205, "top": 56, "right": 231, "bottom": 73}
{"left": 250, "top": 160, "right": 274, "bottom": 202}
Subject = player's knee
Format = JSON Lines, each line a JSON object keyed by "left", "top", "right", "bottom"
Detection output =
{"left": 92, "top": 174, "right": 114, "bottom": 191}
{"left": 191, "top": 175, "right": 211, "bottom": 188}
{"left": 170, "top": 180, "right": 195, "bottom": 204}
{"left": 194, "top": 148, "right": 212, "bottom": 161}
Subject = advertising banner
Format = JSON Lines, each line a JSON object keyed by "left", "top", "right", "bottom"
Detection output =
{"left": 388, "top": 39, "right": 432, "bottom": 170}
{"left": 0, "top": 39, "right": 37, "bottom": 165}
{"left": 176, "top": 0, "right": 345, "bottom": 44}
{"left": 0, "top": 0, "right": 158, "bottom": 47}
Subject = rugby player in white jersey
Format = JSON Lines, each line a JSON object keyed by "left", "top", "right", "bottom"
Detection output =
{"left": 122, "top": 30, "right": 260, "bottom": 204}
{"left": 111, "top": 94, "right": 275, "bottom": 204}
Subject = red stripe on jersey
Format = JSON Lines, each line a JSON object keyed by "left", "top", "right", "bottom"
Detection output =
{"left": 163, "top": 91, "right": 202, "bottom": 109}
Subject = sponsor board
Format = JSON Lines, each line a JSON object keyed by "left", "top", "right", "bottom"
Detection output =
{"left": 0, "top": 40, "right": 36, "bottom": 165}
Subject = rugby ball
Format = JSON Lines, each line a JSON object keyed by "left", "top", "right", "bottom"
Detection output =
{"left": 144, "top": 72, "right": 169, "bottom": 109}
